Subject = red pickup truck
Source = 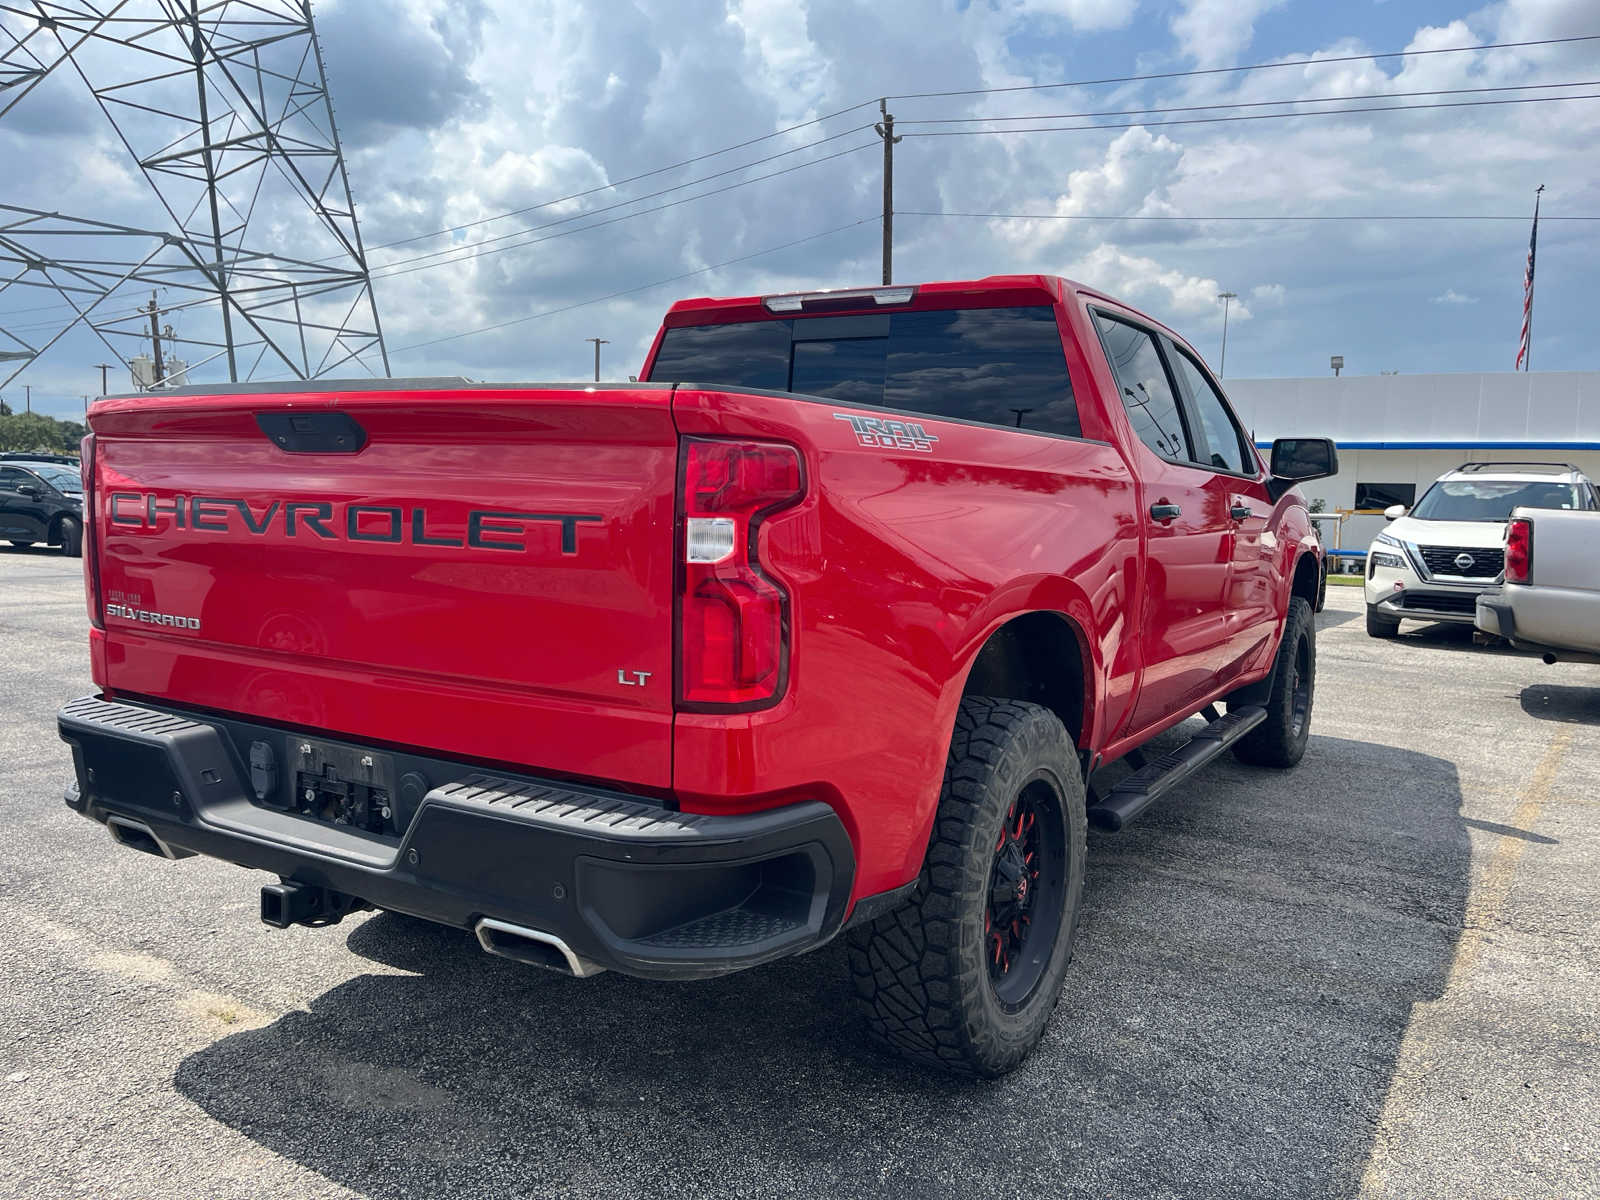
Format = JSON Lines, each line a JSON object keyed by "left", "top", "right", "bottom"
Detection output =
{"left": 59, "top": 275, "right": 1334, "bottom": 1075}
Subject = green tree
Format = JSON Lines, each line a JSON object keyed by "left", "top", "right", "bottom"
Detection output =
{"left": 0, "top": 411, "right": 85, "bottom": 455}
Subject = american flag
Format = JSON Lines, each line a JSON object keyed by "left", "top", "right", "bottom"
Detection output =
{"left": 1516, "top": 185, "right": 1543, "bottom": 371}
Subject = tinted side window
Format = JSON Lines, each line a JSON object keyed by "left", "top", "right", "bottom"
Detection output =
{"left": 647, "top": 320, "right": 791, "bottom": 391}
{"left": 0, "top": 467, "right": 28, "bottom": 491}
{"left": 1168, "top": 349, "right": 1251, "bottom": 475}
{"left": 880, "top": 308, "right": 1079, "bottom": 437}
{"left": 1092, "top": 313, "right": 1190, "bottom": 460}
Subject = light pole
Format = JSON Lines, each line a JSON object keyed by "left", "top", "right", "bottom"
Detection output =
{"left": 1216, "top": 292, "right": 1237, "bottom": 377}
{"left": 585, "top": 337, "right": 609, "bottom": 382}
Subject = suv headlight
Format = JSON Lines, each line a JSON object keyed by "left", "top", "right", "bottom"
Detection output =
{"left": 1374, "top": 531, "right": 1402, "bottom": 548}
{"left": 1369, "top": 551, "right": 1406, "bottom": 570}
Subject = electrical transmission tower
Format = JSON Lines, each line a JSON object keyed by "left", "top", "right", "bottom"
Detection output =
{"left": 0, "top": 0, "right": 388, "bottom": 392}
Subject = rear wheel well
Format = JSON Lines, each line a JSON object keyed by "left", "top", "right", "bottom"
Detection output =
{"left": 961, "top": 612, "right": 1088, "bottom": 748}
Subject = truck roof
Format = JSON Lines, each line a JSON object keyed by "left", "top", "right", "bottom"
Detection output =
{"left": 661, "top": 273, "right": 1177, "bottom": 337}
{"left": 1441, "top": 462, "right": 1591, "bottom": 485}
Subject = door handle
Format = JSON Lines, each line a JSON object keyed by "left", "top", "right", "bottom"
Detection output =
{"left": 1230, "top": 503, "right": 1252, "bottom": 521}
{"left": 1149, "top": 502, "right": 1181, "bottom": 521}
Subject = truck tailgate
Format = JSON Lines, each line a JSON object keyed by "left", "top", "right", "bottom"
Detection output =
{"left": 89, "top": 384, "right": 678, "bottom": 789}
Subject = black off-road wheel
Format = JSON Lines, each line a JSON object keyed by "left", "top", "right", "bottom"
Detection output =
{"left": 1365, "top": 605, "right": 1400, "bottom": 638}
{"left": 847, "top": 697, "right": 1086, "bottom": 1077}
{"left": 1233, "top": 596, "right": 1315, "bottom": 768}
{"left": 57, "top": 517, "right": 82, "bottom": 558}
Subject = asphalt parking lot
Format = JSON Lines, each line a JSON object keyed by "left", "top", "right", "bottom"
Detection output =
{"left": 2, "top": 550, "right": 1597, "bottom": 1200}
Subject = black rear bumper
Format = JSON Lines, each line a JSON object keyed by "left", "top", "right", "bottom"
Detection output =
{"left": 58, "top": 695, "right": 855, "bottom": 981}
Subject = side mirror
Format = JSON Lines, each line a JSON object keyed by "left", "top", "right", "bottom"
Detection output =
{"left": 1383, "top": 504, "right": 1407, "bottom": 521}
{"left": 15, "top": 483, "right": 42, "bottom": 499}
{"left": 1269, "top": 437, "right": 1338, "bottom": 483}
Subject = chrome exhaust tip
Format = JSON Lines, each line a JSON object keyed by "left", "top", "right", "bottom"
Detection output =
{"left": 105, "top": 814, "right": 191, "bottom": 860}
{"left": 474, "top": 917, "right": 606, "bottom": 978}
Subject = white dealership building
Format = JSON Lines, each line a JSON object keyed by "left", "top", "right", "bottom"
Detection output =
{"left": 1225, "top": 371, "right": 1600, "bottom": 556}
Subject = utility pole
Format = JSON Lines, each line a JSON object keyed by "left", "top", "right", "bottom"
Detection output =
{"left": 23, "top": 384, "right": 29, "bottom": 414}
{"left": 585, "top": 337, "right": 609, "bottom": 382}
{"left": 1216, "top": 292, "right": 1237, "bottom": 377}
{"left": 874, "top": 100, "right": 902, "bottom": 286}
{"left": 145, "top": 293, "right": 165, "bottom": 385}
{"left": 95, "top": 363, "right": 114, "bottom": 396}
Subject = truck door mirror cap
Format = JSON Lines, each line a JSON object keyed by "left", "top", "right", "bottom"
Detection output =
{"left": 1383, "top": 504, "right": 1407, "bottom": 521}
{"left": 1269, "top": 437, "right": 1338, "bottom": 484}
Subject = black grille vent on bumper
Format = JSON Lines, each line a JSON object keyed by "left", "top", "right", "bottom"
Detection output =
{"left": 1397, "top": 591, "right": 1479, "bottom": 615}
{"left": 1418, "top": 545, "right": 1503, "bottom": 578}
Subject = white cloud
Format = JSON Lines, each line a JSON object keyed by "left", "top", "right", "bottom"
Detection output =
{"left": 1170, "top": 0, "right": 1286, "bottom": 67}
{"left": 1431, "top": 289, "right": 1478, "bottom": 305}
{"left": 1012, "top": 0, "right": 1137, "bottom": 33}
{"left": 1251, "top": 283, "right": 1286, "bottom": 307}
{"left": 1064, "top": 244, "right": 1250, "bottom": 323}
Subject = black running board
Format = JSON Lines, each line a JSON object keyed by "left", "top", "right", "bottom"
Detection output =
{"left": 1087, "top": 705, "right": 1267, "bottom": 832}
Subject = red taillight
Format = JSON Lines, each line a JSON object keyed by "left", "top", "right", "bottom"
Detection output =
{"left": 1505, "top": 517, "right": 1533, "bottom": 583}
{"left": 677, "top": 438, "right": 804, "bottom": 711}
{"left": 81, "top": 433, "right": 103, "bottom": 630}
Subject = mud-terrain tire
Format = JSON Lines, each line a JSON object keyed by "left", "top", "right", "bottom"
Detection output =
{"left": 1233, "top": 596, "right": 1315, "bottom": 768}
{"left": 1366, "top": 605, "right": 1400, "bottom": 638}
{"left": 57, "top": 517, "right": 82, "bottom": 558}
{"left": 847, "top": 697, "right": 1086, "bottom": 1077}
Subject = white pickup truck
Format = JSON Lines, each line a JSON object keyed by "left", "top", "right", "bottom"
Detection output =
{"left": 1476, "top": 507, "right": 1600, "bottom": 665}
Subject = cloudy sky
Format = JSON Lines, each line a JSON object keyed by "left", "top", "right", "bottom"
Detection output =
{"left": 3, "top": 0, "right": 1597, "bottom": 419}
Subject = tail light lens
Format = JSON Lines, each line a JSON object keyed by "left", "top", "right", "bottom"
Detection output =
{"left": 677, "top": 438, "right": 804, "bottom": 711}
{"left": 1505, "top": 517, "right": 1533, "bottom": 583}
{"left": 81, "top": 433, "right": 103, "bottom": 629}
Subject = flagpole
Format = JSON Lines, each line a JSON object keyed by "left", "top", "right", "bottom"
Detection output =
{"left": 1527, "top": 184, "right": 1543, "bottom": 372}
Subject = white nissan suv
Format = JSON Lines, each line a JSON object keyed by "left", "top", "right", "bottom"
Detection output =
{"left": 1364, "top": 462, "right": 1598, "bottom": 638}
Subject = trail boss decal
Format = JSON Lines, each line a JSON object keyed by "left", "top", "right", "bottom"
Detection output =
{"left": 833, "top": 412, "right": 940, "bottom": 453}
{"left": 107, "top": 493, "right": 602, "bottom": 556}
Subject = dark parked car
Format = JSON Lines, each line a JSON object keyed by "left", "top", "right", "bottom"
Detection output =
{"left": 0, "top": 458, "right": 84, "bottom": 555}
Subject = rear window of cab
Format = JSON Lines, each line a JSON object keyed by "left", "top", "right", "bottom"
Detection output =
{"left": 647, "top": 306, "right": 1081, "bottom": 439}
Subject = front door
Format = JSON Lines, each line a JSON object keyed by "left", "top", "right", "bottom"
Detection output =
{"left": 0, "top": 467, "right": 48, "bottom": 541}
{"left": 1163, "top": 340, "right": 1279, "bottom": 672}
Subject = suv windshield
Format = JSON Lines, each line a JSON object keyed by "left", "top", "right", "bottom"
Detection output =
{"left": 1410, "top": 479, "right": 1592, "bottom": 522}
{"left": 647, "top": 306, "right": 1081, "bottom": 438}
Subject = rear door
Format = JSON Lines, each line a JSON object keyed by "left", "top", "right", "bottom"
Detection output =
{"left": 90, "top": 383, "right": 680, "bottom": 788}
{"left": 1089, "top": 311, "right": 1235, "bottom": 734}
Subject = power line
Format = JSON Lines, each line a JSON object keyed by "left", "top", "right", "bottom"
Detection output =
{"left": 361, "top": 35, "right": 1599, "bottom": 257}
{"left": 885, "top": 34, "right": 1600, "bottom": 101}
{"left": 392, "top": 216, "right": 877, "bottom": 354}
{"left": 361, "top": 84, "right": 1599, "bottom": 280}
{"left": 364, "top": 100, "right": 880, "bottom": 254}
{"left": 894, "top": 78, "right": 1600, "bottom": 126}
{"left": 901, "top": 91, "right": 1600, "bottom": 136}
{"left": 369, "top": 139, "right": 876, "bottom": 279}
{"left": 904, "top": 210, "right": 1600, "bottom": 222}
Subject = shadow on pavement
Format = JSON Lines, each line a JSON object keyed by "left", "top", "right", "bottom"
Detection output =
{"left": 0, "top": 542, "right": 69, "bottom": 557}
{"left": 175, "top": 735, "right": 1468, "bottom": 1200}
{"left": 1315, "top": 607, "right": 1356, "bottom": 630}
{"left": 1519, "top": 682, "right": 1600, "bottom": 726}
